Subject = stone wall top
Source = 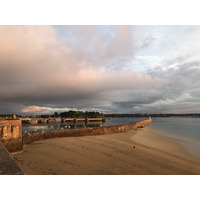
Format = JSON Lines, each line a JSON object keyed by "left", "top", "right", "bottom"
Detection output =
{"left": 0, "top": 119, "right": 21, "bottom": 126}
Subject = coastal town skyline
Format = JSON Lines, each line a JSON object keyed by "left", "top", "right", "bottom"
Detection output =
{"left": 1, "top": 25, "right": 200, "bottom": 115}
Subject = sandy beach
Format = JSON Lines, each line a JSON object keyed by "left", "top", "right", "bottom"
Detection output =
{"left": 13, "top": 127, "right": 200, "bottom": 175}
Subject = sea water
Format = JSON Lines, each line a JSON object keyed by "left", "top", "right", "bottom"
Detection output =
{"left": 148, "top": 117, "right": 200, "bottom": 158}
{"left": 102, "top": 117, "right": 147, "bottom": 126}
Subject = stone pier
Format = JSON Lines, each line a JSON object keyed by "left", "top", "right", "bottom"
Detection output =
{"left": 0, "top": 120, "right": 23, "bottom": 153}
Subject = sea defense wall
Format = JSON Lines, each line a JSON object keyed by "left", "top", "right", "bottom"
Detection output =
{"left": 0, "top": 120, "right": 23, "bottom": 153}
{"left": 23, "top": 119, "right": 152, "bottom": 145}
{"left": 0, "top": 141, "right": 23, "bottom": 175}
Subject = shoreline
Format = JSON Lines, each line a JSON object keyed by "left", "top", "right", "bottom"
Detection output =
{"left": 132, "top": 127, "right": 200, "bottom": 163}
{"left": 13, "top": 126, "right": 200, "bottom": 175}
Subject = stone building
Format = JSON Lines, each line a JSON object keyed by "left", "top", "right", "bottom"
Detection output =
{"left": 0, "top": 119, "right": 23, "bottom": 152}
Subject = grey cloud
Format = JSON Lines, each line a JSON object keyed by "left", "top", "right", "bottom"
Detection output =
{"left": 142, "top": 59, "right": 200, "bottom": 113}
{"left": 111, "top": 56, "right": 200, "bottom": 114}
{"left": 140, "top": 37, "right": 156, "bottom": 49}
{"left": 164, "top": 56, "right": 190, "bottom": 66}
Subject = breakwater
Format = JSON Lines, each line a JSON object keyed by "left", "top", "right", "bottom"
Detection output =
{"left": 22, "top": 119, "right": 152, "bottom": 145}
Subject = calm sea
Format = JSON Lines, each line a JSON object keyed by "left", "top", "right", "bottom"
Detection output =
{"left": 22, "top": 117, "right": 200, "bottom": 158}
{"left": 149, "top": 117, "right": 200, "bottom": 158}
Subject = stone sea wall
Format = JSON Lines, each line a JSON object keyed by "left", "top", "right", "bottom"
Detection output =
{"left": 22, "top": 119, "right": 152, "bottom": 145}
{"left": 0, "top": 119, "right": 152, "bottom": 153}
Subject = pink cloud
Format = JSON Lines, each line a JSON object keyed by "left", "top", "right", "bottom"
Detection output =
{"left": 21, "top": 106, "right": 48, "bottom": 113}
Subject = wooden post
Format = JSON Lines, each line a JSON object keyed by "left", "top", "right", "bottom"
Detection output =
{"left": 73, "top": 118, "right": 77, "bottom": 126}
{"left": 85, "top": 117, "right": 88, "bottom": 127}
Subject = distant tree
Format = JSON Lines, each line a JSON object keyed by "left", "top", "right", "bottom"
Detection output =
{"left": 54, "top": 112, "right": 59, "bottom": 117}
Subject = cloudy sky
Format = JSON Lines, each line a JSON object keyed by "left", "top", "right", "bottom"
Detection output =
{"left": 0, "top": 25, "right": 200, "bottom": 115}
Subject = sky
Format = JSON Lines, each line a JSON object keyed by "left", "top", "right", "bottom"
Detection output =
{"left": 1, "top": 25, "right": 200, "bottom": 115}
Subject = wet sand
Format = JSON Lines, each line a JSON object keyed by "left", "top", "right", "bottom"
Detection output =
{"left": 13, "top": 127, "right": 200, "bottom": 175}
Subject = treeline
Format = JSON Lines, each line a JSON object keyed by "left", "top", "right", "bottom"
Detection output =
{"left": 59, "top": 111, "right": 104, "bottom": 118}
{"left": 105, "top": 113, "right": 200, "bottom": 118}
{"left": 105, "top": 114, "right": 150, "bottom": 118}
{"left": 34, "top": 111, "right": 104, "bottom": 118}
